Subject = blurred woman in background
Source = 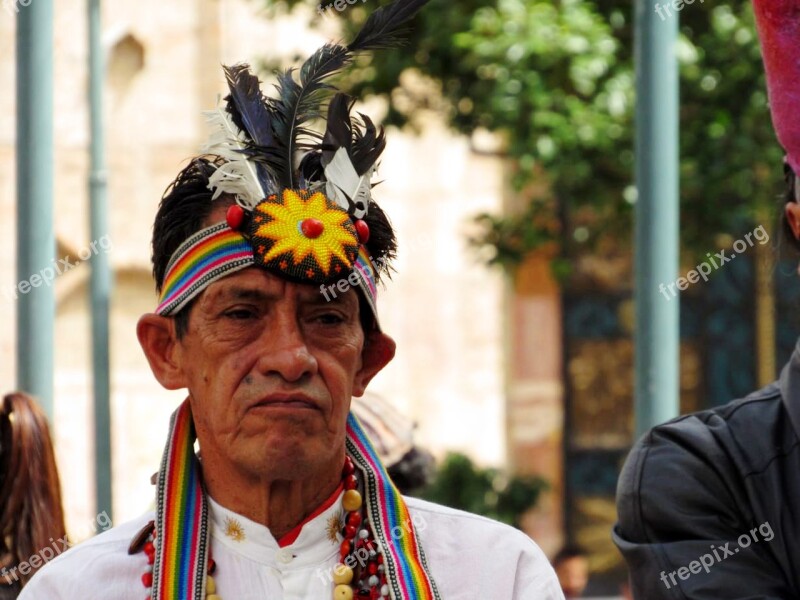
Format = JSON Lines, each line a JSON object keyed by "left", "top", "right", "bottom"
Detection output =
{"left": 0, "top": 392, "right": 66, "bottom": 598}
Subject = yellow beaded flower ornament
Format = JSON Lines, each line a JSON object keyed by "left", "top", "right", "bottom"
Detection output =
{"left": 249, "top": 189, "right": 358, "bottom": 282}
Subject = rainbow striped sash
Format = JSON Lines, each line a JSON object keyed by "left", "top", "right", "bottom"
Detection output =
{"left": 152, "top": 401, "right": 209, "bottom": 599}
{"left": 152, "top": 400, "right": 440, "bottom": 600}
{"left": 347, "top": 413, "right": 441, "bottom": 600}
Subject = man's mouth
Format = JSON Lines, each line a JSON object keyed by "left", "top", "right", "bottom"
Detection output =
{"left": 249, "top": 394, "right": 319, "bottom": 411}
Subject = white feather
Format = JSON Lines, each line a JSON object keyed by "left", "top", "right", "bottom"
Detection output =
{"left": 350, "top": 164, "right": 375, "bottom": 219}
{"left": 324, "top": 148, "right": 361, "bottom": 209}
{"left": 201, "top": 108, "right": 265, "bottom": 209}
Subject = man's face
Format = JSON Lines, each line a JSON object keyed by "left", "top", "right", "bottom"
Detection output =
{"left": 171, "top": 267, "right": 370, "bottom": 482}
{"left": 556, "top": 556, "right": 589, "bottom": 598}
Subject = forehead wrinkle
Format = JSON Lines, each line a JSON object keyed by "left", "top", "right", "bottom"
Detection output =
{"left": 202, "top": 284, "right": 278, "bottom": 306}
{"left": 300, "top": 286, "right": 358, "bottom": 308}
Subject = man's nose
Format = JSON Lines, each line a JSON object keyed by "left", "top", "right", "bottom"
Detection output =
{"left": 254, "top": 312, "right": 318, "bottom": 382}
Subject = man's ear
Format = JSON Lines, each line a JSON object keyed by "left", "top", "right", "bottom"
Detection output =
{"left": 136, "top": 313, "right": 189, "bottom": 390}
{"left": 352, "top": 331, "right": 396, "bottom": 397}
{"left": 785, "top": 202, "right": 800, "bottom": 240}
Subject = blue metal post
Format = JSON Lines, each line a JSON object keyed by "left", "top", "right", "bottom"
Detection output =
{"left": 634, "top": 0, "right": 680, "bottom": 436}
{"left": 16, "top": 0, "right": 55, "bottom": 417}
{"left": 88, "top": 0, "right": 113, "bottom": 521}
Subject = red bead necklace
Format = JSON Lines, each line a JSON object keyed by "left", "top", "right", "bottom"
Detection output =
{"left": 138, "top": 457, "right": 388, "bottom": 600}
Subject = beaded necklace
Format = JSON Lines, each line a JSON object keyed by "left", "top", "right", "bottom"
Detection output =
{"left": 141, "top": 401, "right": 438, "bottom": 600}
{"left": 138, "top": 456, "right": 388, "bottom": 600}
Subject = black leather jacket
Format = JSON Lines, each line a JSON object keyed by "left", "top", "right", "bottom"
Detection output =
{"left": 613, "top": 340, "right": 800, "bottom": 599}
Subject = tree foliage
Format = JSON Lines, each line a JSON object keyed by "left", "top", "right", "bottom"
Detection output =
{"left": 417, "top": 452, "right": 546, "bottom": 528}
{"left": 258, "top": 0, "right": 785, "bottom": 267}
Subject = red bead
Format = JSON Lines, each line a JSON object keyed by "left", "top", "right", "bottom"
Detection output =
{"left": 340, "top": 539, "right": 351, "bottom": 560}
{"left": 208, "top": 558, "right": 216, "bottom": 575}
{"left": 226, "top": 205, "right": 246, "bottom": 230}
{"left": 347, "top": 512, "right": 362, "bottom": 527}
{"left": 343, "top": 457, "right": 355, "bottom": 475}
{"left": 377, "top": 554, "right": 384, "bottom": 564}
{"left": 354, "top": 220, "right": 370, "bottom": 244}
{"left": 143, "top": 541, "right": 155, "bottom": 557}
{"left": 344, "top": 525, "right": 357, "bottom": 539}
{"left": 344, "top": 474, "right": 358, "bottom": 490}
{"left": 368, "top": 562, "right": 378, "bottom": 575}
{"left": 141, "top": 572, "right": 153, "bottom": 588}
{"left": 301, "top": 218, "right": 324, "bottom": 239}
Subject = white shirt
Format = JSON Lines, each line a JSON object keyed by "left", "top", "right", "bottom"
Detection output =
{"left": 19, "top": 493, "right": 564, "bottom": 599}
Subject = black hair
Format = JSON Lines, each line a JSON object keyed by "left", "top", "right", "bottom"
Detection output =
{"left": 782, "top": 163, "right": 800, "bottom": 254}
{"left": 553, "top": 545, "right": 588, "bottom": 565}
{"left": 152, "top": 156, "right": 229, "bottom": 338}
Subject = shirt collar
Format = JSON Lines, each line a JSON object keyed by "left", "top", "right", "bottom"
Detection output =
{"left": 779, "top": 337, "right": 800, "bottom": 436}
{"left": 207, "top": 485, "right": 344, "bottom": 566}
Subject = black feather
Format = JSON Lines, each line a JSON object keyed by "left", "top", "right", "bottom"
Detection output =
{"left": 272, "top": 46, "right": 351, "bottom": 187}
{"left": 223, "top": 64, "right": 285, "bottom": 192}
{"left": 298, "top": 151, "right": 325, "bottom": 187}
{"left": 271, "top": 0, "right": 431, "bottom": 188}
{"left": 223, "top": 64, "right": 275, "bottom": 146}
{"left": 322, "top": 93, "right": 355, "bottom": 164}
{"left": 363, "top": 199, "right": 397, "bottom": 282}
{"left": 350, "top": 113, "right": 386, "bottom": 176}
{"left": 348, "top": 0, "right": 432, "bottom": 51}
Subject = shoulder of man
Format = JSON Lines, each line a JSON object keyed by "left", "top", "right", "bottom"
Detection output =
{"left": 617, "top": 381, "right": 789, "bottom": 533}
{"left": 624, "top": 384, "right": 797, "bottom": 490}
{"left": 404, "top": 496, "right": 564, "bottom": 599}
{"left": 614, "top": 382, "right": 798, "bottom": 598}
{"left": 19, "top": 512, "right": 155, "bottom": 600}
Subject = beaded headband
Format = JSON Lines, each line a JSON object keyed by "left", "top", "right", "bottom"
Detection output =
{"left": 155, "top": 218, "right": 381, "bottom": 323}
{"left": 155, "top": 61, "right": 401, "bottom": 321}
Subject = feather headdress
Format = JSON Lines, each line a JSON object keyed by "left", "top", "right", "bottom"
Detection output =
{"left": 155, "top": 0, "right": 430, "bottom": 317}
{"left": 205, "top": 0, "right": 429, "bottom": 209}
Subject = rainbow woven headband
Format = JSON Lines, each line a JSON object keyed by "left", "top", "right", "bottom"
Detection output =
{"left": 156, "top": 216, "right": 381, "bottom": 321}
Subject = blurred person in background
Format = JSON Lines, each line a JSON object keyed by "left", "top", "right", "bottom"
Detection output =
{"left": 0, "top": 392, "right": 67, "bottom": 599}
{"left": 351, "top": 393, "right": 435, "bottom": 495}
{"left": 552, "top": 546, "right": 589, "bottom": 599}
{"left": 614, "top": 1, "right": 800, "bottom": 598}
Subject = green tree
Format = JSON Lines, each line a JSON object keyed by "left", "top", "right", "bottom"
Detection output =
{"left": 417, "top": 452, "right": 546, "bottom": 528}
{"left": 258, "top": 0, "right": 784, "bottom": 268}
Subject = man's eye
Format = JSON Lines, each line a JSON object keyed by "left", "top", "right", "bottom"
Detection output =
{"left": 315, "top": 313, "right": 345, "bottom": 325}
{"left": 224, "top": 309, "right": 256, "bottom": 320}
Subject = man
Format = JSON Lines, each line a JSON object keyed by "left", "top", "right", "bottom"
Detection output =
{"left": 613, "top": 1, "right": 800, "bottom": 598}
{"left": 20, "top": 2, "right": 562, "bottom": 598}
{"left": 552, "top": 546, "right": 589, "bottom": 599}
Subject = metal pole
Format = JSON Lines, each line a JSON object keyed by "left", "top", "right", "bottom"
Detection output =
{"left": 16, "top": 0, "right": 55, "bottom": 417}
{"left": 634, "top": 0, "right": 680, "bottom": 436}
{"left": 88, "top": 0, "right": 113, "bottom": 520}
